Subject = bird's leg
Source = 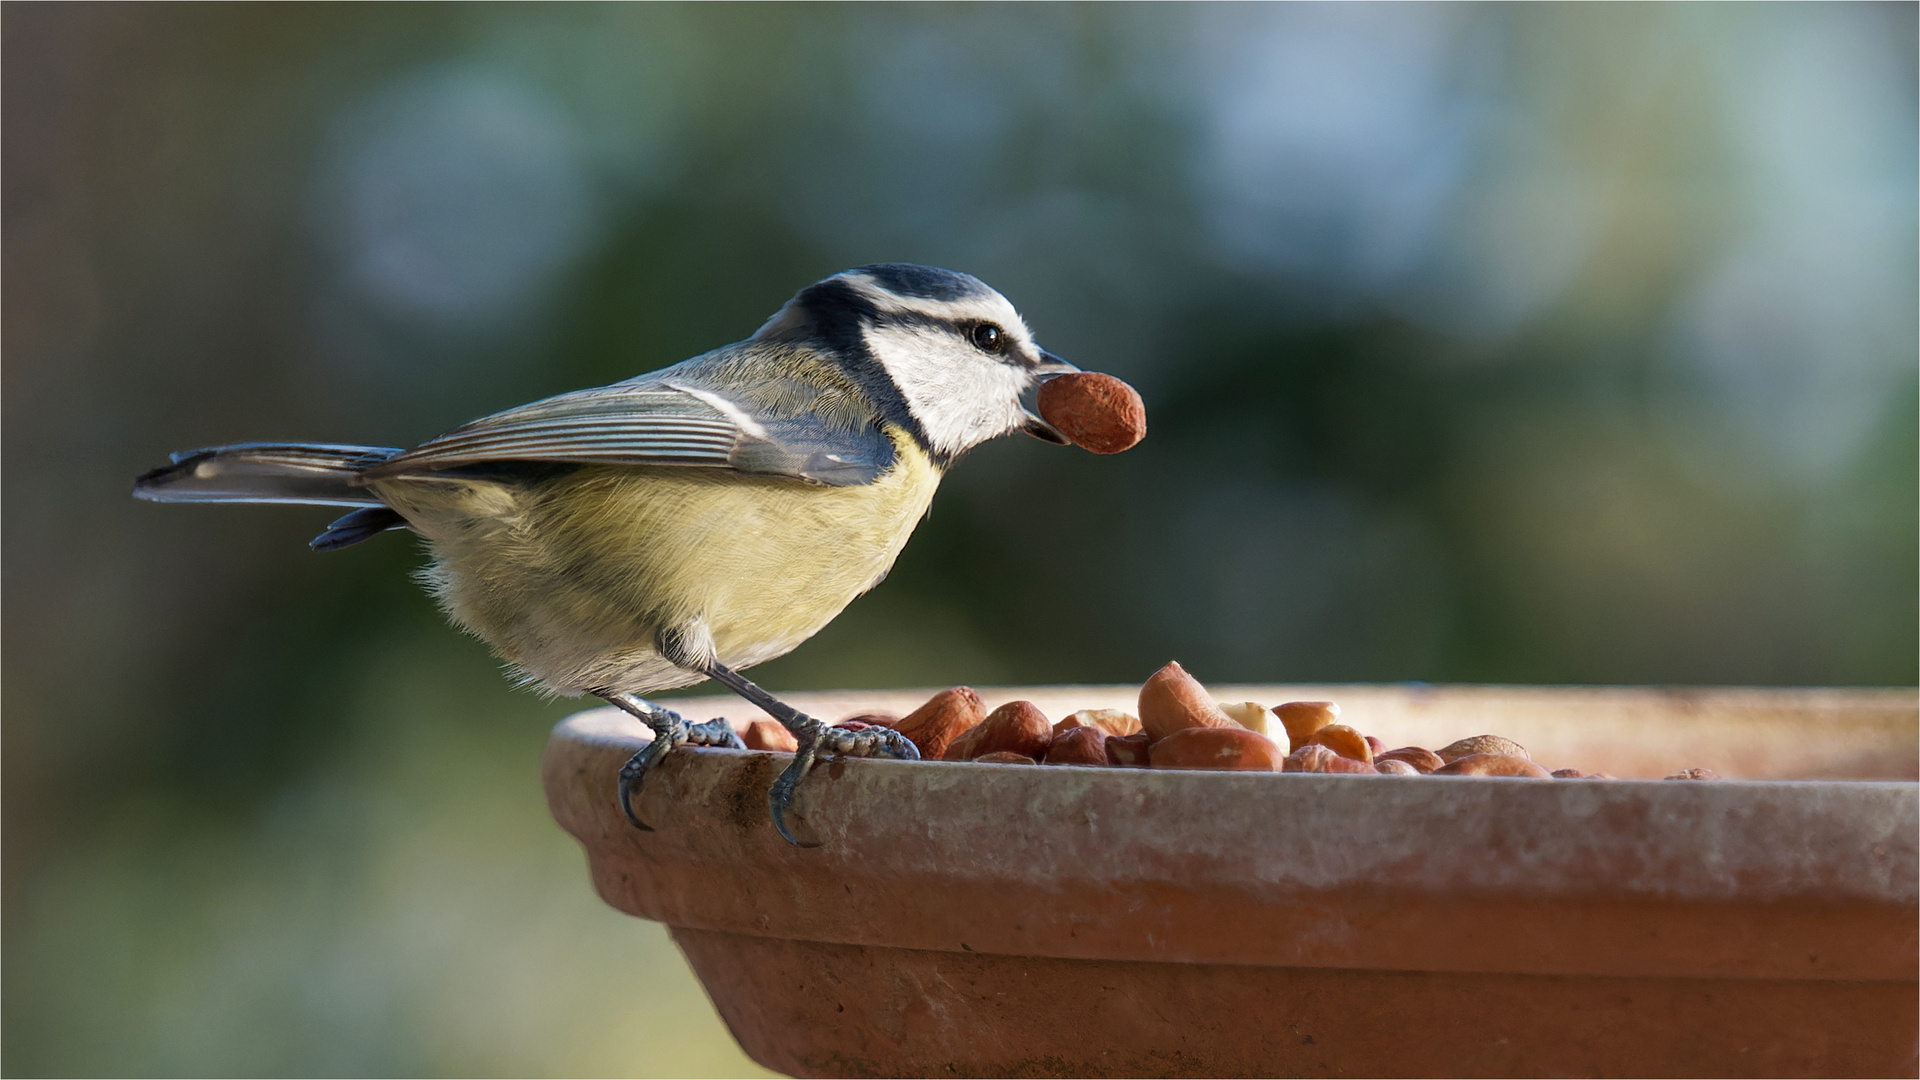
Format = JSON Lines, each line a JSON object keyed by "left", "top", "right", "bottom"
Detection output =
{"left": 597, "top": 690, "right": 743, "bottom": 831}
{"left": 697, "top": 660, "right": 920, "bottom": 847}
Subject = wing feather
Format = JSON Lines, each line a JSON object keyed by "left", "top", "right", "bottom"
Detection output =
{"left": 363, "top": 376, "right": 894, "bottom": 486}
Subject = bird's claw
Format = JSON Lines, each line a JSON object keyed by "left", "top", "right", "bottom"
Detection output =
{"left": 617, "top": 711, "right": 742, "bottom": 830}
{"left": 768, "top": 744, "right": 823, "bottom": 849}
{"left": 617, "top": 740, "right": 670, "bottom": 831}
{"left": 767, "top": 718, "right": 920, "bottom": 846}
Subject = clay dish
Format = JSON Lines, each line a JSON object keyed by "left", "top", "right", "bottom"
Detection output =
{"left": 544, "top": 684, "right": 1918, "bottom": 1078}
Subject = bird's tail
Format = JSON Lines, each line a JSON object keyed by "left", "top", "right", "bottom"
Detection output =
{"left": 134, "top": 442, "right": 412, "bottom": 550}
{"left": 133, "top": 442, "right": 401, "bottom": 506}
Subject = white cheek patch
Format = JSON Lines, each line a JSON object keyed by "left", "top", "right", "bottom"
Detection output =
{"left": 867, "top": 324, "right": 1033, "bottom": 458}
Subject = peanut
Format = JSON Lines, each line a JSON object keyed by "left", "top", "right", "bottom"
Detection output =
{"left": 896, "top": 687, "right": 985, "bottom": 760}
{"left": 1665, "top": 767, "right": 1722, "bottom": 780}
{"left": 1308, "top": 723, "right": 1374, "bottom": 764}
{"left": 943, "top": 700, "right": 1052, "bottom": 762}
{"left": 1036, "top": 371, "right": 1147, "bottom": 455}
{"left": 1149, "top": 726, "right": 1285, "bottom": 771}
{"left": 1374, "top": 759, "right": 1420, "bottom": 775}
{"left": 1434, "top": 754, "right": 1552, "bottom": 778}
{"left": 1215, "top": 701, "right": 1273, "bottom": 736}
{"left": 1055, "top": 708, "right": 1141, "bottom": 738}
{"left": 1283, "top": 744, "right": 1376, "bottom": 774}
{"left": 1043, "top": 725, "right": 1109, "bottom": 766}
{"left": 743, "top": 719, "right": 798, "bottom": 753}
{"left": 1138, "top": 662, "right": 1236, "bottom": 741}
{"left": 1376, "top": 747, "right": 1444, "bottom": 773}
{"left": 1275, "top": 701, "right": 1340, "bottom": 752}
{"left": 974, "top": 751, "right": 1037, "bottom": 765}
{"left": 1105, "top": 731, "right": 1152, "bottom": 768}
{"left": 1436, "top": 735, "right": 1531, "bottom": 764}
{"left": 836, "top": 711, "right": 899, "bottom": 729}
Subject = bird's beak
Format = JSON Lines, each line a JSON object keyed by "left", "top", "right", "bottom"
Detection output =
{"left": 1021, "top": 409, "right": 1069, "bottom": 444}
{"left": 1034, "top": 350, "right": 1080, "bottom": 377}
{"left": 1021, "top": 350, "right": 1079, "bottom": 443}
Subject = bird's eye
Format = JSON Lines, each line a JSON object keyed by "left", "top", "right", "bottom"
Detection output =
{"left": 967, "top": 322, "right": 1007, "bottom": 354}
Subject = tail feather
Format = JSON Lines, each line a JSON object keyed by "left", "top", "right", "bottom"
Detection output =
{"left": 310, "top": 506, "right": 408, "bottom": 551}
{"left": 133, "top": 442, "right": 401, "bottom": 507}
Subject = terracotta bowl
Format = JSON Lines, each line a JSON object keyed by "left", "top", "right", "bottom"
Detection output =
{"left": 542, "top": 685, "right": 1918, "bottom": 1078}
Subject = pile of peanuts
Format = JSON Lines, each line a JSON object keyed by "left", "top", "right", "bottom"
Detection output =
{"left": 738, "top": 662, "right": 1724, "bottom": 780}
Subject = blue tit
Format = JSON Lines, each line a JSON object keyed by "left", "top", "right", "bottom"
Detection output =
{"left": 135, "top": 264, "right": 1082, "bottom": 845}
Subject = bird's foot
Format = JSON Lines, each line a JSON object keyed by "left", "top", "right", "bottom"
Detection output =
{"left": 678, "top": 658, "right": 920, "bottom": 846}
{"left": 767, "top": 716, "right": 919, "bottom": 846}
{"left": 686, "top": 716, "right": 746, "bottom": 751}
{"left": 614, "top": 714, "right": 742, "bottom": 831}
{"left": 599, "top": 687, "right": 748, "bottom": 831}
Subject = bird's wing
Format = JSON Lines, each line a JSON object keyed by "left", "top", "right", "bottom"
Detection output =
{"left": 361, "top": 377, "right": 894, "bottom": 487}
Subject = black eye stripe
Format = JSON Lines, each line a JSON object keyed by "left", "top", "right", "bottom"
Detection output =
{"left": 851, "top": 309, "right": 1035, "bottom": 366}
{"left": 866, "top": 311, "right": 1011, "bottom": 344}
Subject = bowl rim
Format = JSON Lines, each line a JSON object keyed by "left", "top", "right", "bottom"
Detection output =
{"left": 545, "top": 692, "right": 1918, "bottom": 984}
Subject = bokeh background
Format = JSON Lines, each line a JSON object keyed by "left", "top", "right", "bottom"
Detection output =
{"left": 4, "top": 3, "right": 1914, "bottom": 1075}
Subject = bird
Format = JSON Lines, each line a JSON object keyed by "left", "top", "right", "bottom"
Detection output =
{"left": 134, "top": 263, "right": 1081, "bottom": 845}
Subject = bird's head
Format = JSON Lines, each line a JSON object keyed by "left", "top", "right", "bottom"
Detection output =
{"left": 753, "top": 263, "right": 1078, "bottom": 461}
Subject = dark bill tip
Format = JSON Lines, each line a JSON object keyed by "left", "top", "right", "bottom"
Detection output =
{"left": 1021, "top": 410, "right": 1069, "bottom": 444}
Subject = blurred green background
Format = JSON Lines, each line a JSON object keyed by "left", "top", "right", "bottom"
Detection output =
{"left": 4, "top": 3, "right": 1914, "bottom": 1075}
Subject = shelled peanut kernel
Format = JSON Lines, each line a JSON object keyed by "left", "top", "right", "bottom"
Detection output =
{"left": 830, "top": 662, "right": 1719, "bottom": 782}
